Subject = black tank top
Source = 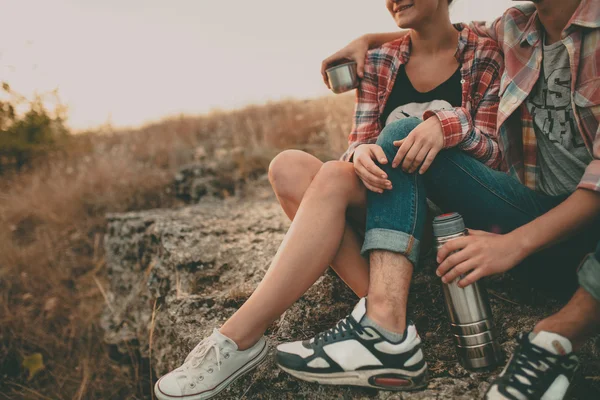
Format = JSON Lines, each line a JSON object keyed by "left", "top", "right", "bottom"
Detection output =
{"left": 380, "top": 65, "right": 462, "bottom": 127}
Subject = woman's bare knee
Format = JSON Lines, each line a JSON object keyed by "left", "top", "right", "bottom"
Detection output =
{"left": 268, "top": 150, "right": 322, "bottom": 202}
{"left": 310, "top": 161, "right": 365, "bottom": 203}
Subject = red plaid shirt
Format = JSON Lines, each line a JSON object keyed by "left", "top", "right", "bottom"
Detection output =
{"left": 341, "top": 26, "right": 504, "bottom": 168}
{"left": 470, "top": 1, "right": 600, "bottom": 193}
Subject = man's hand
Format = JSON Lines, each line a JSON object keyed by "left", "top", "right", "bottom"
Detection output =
{"left": 392, "top": 116, "right": 444, "bottom": 174}
{"left": 353, "top": 144, "right": 392, "bottom": 193}
{"left": 435, "top": 230, "right": 528, "bottom": 288}
{"left": 321, "top": 36, "right": 369, "bottom": 88}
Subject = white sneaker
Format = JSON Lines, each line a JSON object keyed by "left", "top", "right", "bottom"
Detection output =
{"left": 154, "top": 329, "right": 269, "bottom": 400}
{"left": 484, "top": 331, "right": 578, "bottom": 400}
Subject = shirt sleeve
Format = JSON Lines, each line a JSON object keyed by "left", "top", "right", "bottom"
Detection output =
{"left": 466, "top": 17, "right": 502, "bottom": 44}
{"left": 423, "top": 41, "right": 504, "bottom": 169}
{"left": 340, "top": 51, "right": 381, "bottom": 162}
{"left": 577, "top": 112, "right": 600, "bottom": 193}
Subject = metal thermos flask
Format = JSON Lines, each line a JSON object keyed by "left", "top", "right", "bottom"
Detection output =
{"left": 433, "top": 213, "right": 503, "bottom": 370}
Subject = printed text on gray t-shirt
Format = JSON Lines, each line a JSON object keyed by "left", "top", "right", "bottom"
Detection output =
{"left": 525, "top": 37, "right": 592, "bottom": 196}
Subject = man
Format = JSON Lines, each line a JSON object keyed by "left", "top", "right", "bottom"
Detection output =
{"left": 285, "top": 1, "right": 599, "bottom": 399}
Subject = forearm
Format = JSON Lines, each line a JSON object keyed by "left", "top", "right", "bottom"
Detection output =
{"left": 424, "top": 108, "right": 501, "bottom": 168}
{"left": 513, "top": 189, "right": 600, "bottom": 257}
{"left": 364, "top": 31, "right": 408, "bottom": 49}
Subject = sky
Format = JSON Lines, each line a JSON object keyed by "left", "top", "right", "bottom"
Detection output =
{"left": 0, "top": 0, "right": 519, "bottom": 130}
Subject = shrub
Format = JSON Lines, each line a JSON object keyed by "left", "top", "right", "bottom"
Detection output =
{"left": 0, "top": 83, "right": 69, "bottom": 172}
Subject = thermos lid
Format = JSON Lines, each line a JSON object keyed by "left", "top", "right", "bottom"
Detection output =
{"left": 433, "top": 212, "right": 465, "bottom": 237}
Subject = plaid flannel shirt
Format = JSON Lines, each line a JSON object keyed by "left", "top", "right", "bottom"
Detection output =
{"left": 341, "top": 26, "right": 504, "bottom": 168}
{"left": 469, "top": 1, "right": 600, "bottom": 193}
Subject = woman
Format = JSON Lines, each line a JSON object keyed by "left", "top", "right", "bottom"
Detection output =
{"left": 155, "top": 1, "right": 503, "bottom": 399}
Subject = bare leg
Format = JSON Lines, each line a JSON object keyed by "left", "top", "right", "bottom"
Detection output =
{"left": 221, "top": 160, "right": 369, "bottom": 349}
{"left": 534, "top": 287, "right": 600, "bottom": 350}
{"left": 367, "top": 251, "right": 413, "bottom": 334}
{"left": 267, "top": 150, "right": 370, "bottom": 294}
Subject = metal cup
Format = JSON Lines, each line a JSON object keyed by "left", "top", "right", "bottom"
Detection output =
{"left": 326, "top": 61, "right": 359, "bottom": 94}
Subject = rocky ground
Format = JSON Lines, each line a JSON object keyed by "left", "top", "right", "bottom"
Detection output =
{"left": 101, "top": 172, "right": 600, "bottom": 399}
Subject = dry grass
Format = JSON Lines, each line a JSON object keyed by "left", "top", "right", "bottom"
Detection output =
{"left": 0, "top": 94, "right": 354, "bottom": 399}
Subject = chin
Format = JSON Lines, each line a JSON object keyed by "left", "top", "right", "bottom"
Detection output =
{"left": 394, "top": 16, "right": 419, "bottom": 30}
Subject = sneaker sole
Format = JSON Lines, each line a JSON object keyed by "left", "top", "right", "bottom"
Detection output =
{"left": 154, "top": 342, "right": 270, "bottom": 400}
{"left": 278, "top": 364, "right": 429, "bottom": 391}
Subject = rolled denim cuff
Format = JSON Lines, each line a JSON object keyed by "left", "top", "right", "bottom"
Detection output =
{"left": 578, "top": 253, "right": 600, "bottom": 302}
{"left": 361, "top": 228, "right": 420, "bottom": 267}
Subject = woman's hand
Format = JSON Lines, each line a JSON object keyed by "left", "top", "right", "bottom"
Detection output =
{"left": 321, "top": 35, "right": 369, "bottom": 88}
{"left": 392, "top": 116, "right": 444, "bottom": 174}
{"left": 353, "top": 144, "right": 392, "bottom": 193}
{"left": 435, "top": 229, "right": 528, "bottom": 288}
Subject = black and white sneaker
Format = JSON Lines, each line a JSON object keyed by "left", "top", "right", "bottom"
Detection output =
{"left": 484, "top": 331, "right": 578, "bottom": 400}
{"left": 276, "top": 298, "right": 428, "bottom": 391}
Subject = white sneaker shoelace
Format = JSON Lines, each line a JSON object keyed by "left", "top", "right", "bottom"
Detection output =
{"left": 181, "top": 337, "right": 233, "bottom": 388}
{"left": 187, "top": 339, "right": 222, "bottom": 369}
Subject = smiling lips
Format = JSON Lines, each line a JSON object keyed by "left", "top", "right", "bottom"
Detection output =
{"left": 396, "top": 4, "right": 414, "bottom": 13}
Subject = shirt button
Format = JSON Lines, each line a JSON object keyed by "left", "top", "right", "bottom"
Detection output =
{"left": 460, "top": 79, "right": 466, "bottom": 84}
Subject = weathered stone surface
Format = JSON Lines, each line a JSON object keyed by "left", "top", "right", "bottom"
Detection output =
{"left": 173, "top": 147, "right": 273, "bottom": 203}
{"left": 102, "top": 186, "right": 600, "bottom": 399}
{"left": 173, "top": 163, "right": 238, "bottom": 202}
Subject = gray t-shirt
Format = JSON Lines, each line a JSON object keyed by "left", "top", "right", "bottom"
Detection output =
{"left": 525, "top": 38, "right": 592, "bottom": 196}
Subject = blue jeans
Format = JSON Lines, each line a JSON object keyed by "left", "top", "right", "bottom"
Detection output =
{"left": 579, "top": 242, "right": 600, "bottom": 302}
{"left": 363, "top": 118, "right": 600, "bottom": 298}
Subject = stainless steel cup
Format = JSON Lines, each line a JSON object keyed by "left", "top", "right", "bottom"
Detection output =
{"left": 433, "top": 213, "right": 503, "bottom": 370}
{"left": 326, "top": 61, "right": 359, "bottom": 94}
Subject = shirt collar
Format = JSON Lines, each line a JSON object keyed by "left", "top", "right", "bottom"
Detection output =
{"left": 519, "top": 11, "right": 542, "bottom": 47}
{"left": 567, "top": 0, "right": 600, "bottom": 29}
{"left": 519, "top": 0, "right": 600, "bottom": 47}
{"left": 455, "top": 26, "right": 471, "bottom": 63}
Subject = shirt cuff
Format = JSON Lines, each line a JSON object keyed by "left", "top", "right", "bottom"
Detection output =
{"left": 423, "top": 109, "right": 466, "bottom": 148}
{"left": 577, "top": 159, "right": 600, "bottom": 193}
{"left": 341, "top": 144, "right": 359, "bottom": 162}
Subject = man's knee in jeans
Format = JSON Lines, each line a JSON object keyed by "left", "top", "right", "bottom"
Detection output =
{"left": 375, "top": 118, "right": 422, "bottom": 159}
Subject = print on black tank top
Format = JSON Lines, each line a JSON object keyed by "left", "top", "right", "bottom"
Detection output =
{"left": 380, "top": 65, "right": 462, "bottom": 127}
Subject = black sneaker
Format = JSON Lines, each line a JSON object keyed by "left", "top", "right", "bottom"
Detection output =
{"left": 276, "top": 298, "right": 428, "bottom": 391}
{"left": 484, "top": 331, "right": 579, "bottom": 400}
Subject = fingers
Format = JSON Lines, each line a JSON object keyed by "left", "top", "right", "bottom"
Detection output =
{"left": 356, "top": 55, "right": 365, "bottom": 78}
{"left": 361, "top": 155, "right": 388, "bottom": 180}
{"left": 371, "top": 146, "right": 388, "bottom": 165}
{"left": 419, "top": 148, "right": 439, "bottom": 175}
{"left": 408, "top": 146, "right": 430, "bottom": 173}
{"left": 321, "top": 57, "right": 334, "bottom": 88}
{"left": 458, "top": 268, "right": 486, "bottom": 288}
{"left": 467, "top": 229, "right": 493, "bottom": 236}
{"left": 436, "top": 236, "right": 470, "bottom": 264}
{"left": 393, "top": 139, "right": 404, "bottom": 148}
{"left": 401, "top": 141, "right": 424, "bottom": 172}
{"left": 392, "top": 137, "right": 414, "bottom": 168}
{"left": 441, "top": 260, "right": 478, "bottom": 285}
{"left": 436, "top": 246, "right": 473, "bottom": 279}
{"left": 359, "top": 171, "right": 390, "bottom": 192}
{"left": 357, "top": 171, "right": 388, "bottom": 193}
{"left": 354, "top": 159, "right": 391, "bottom": 192}
{"left": 361, "top": 179, "right": 385, "bottom": 193}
